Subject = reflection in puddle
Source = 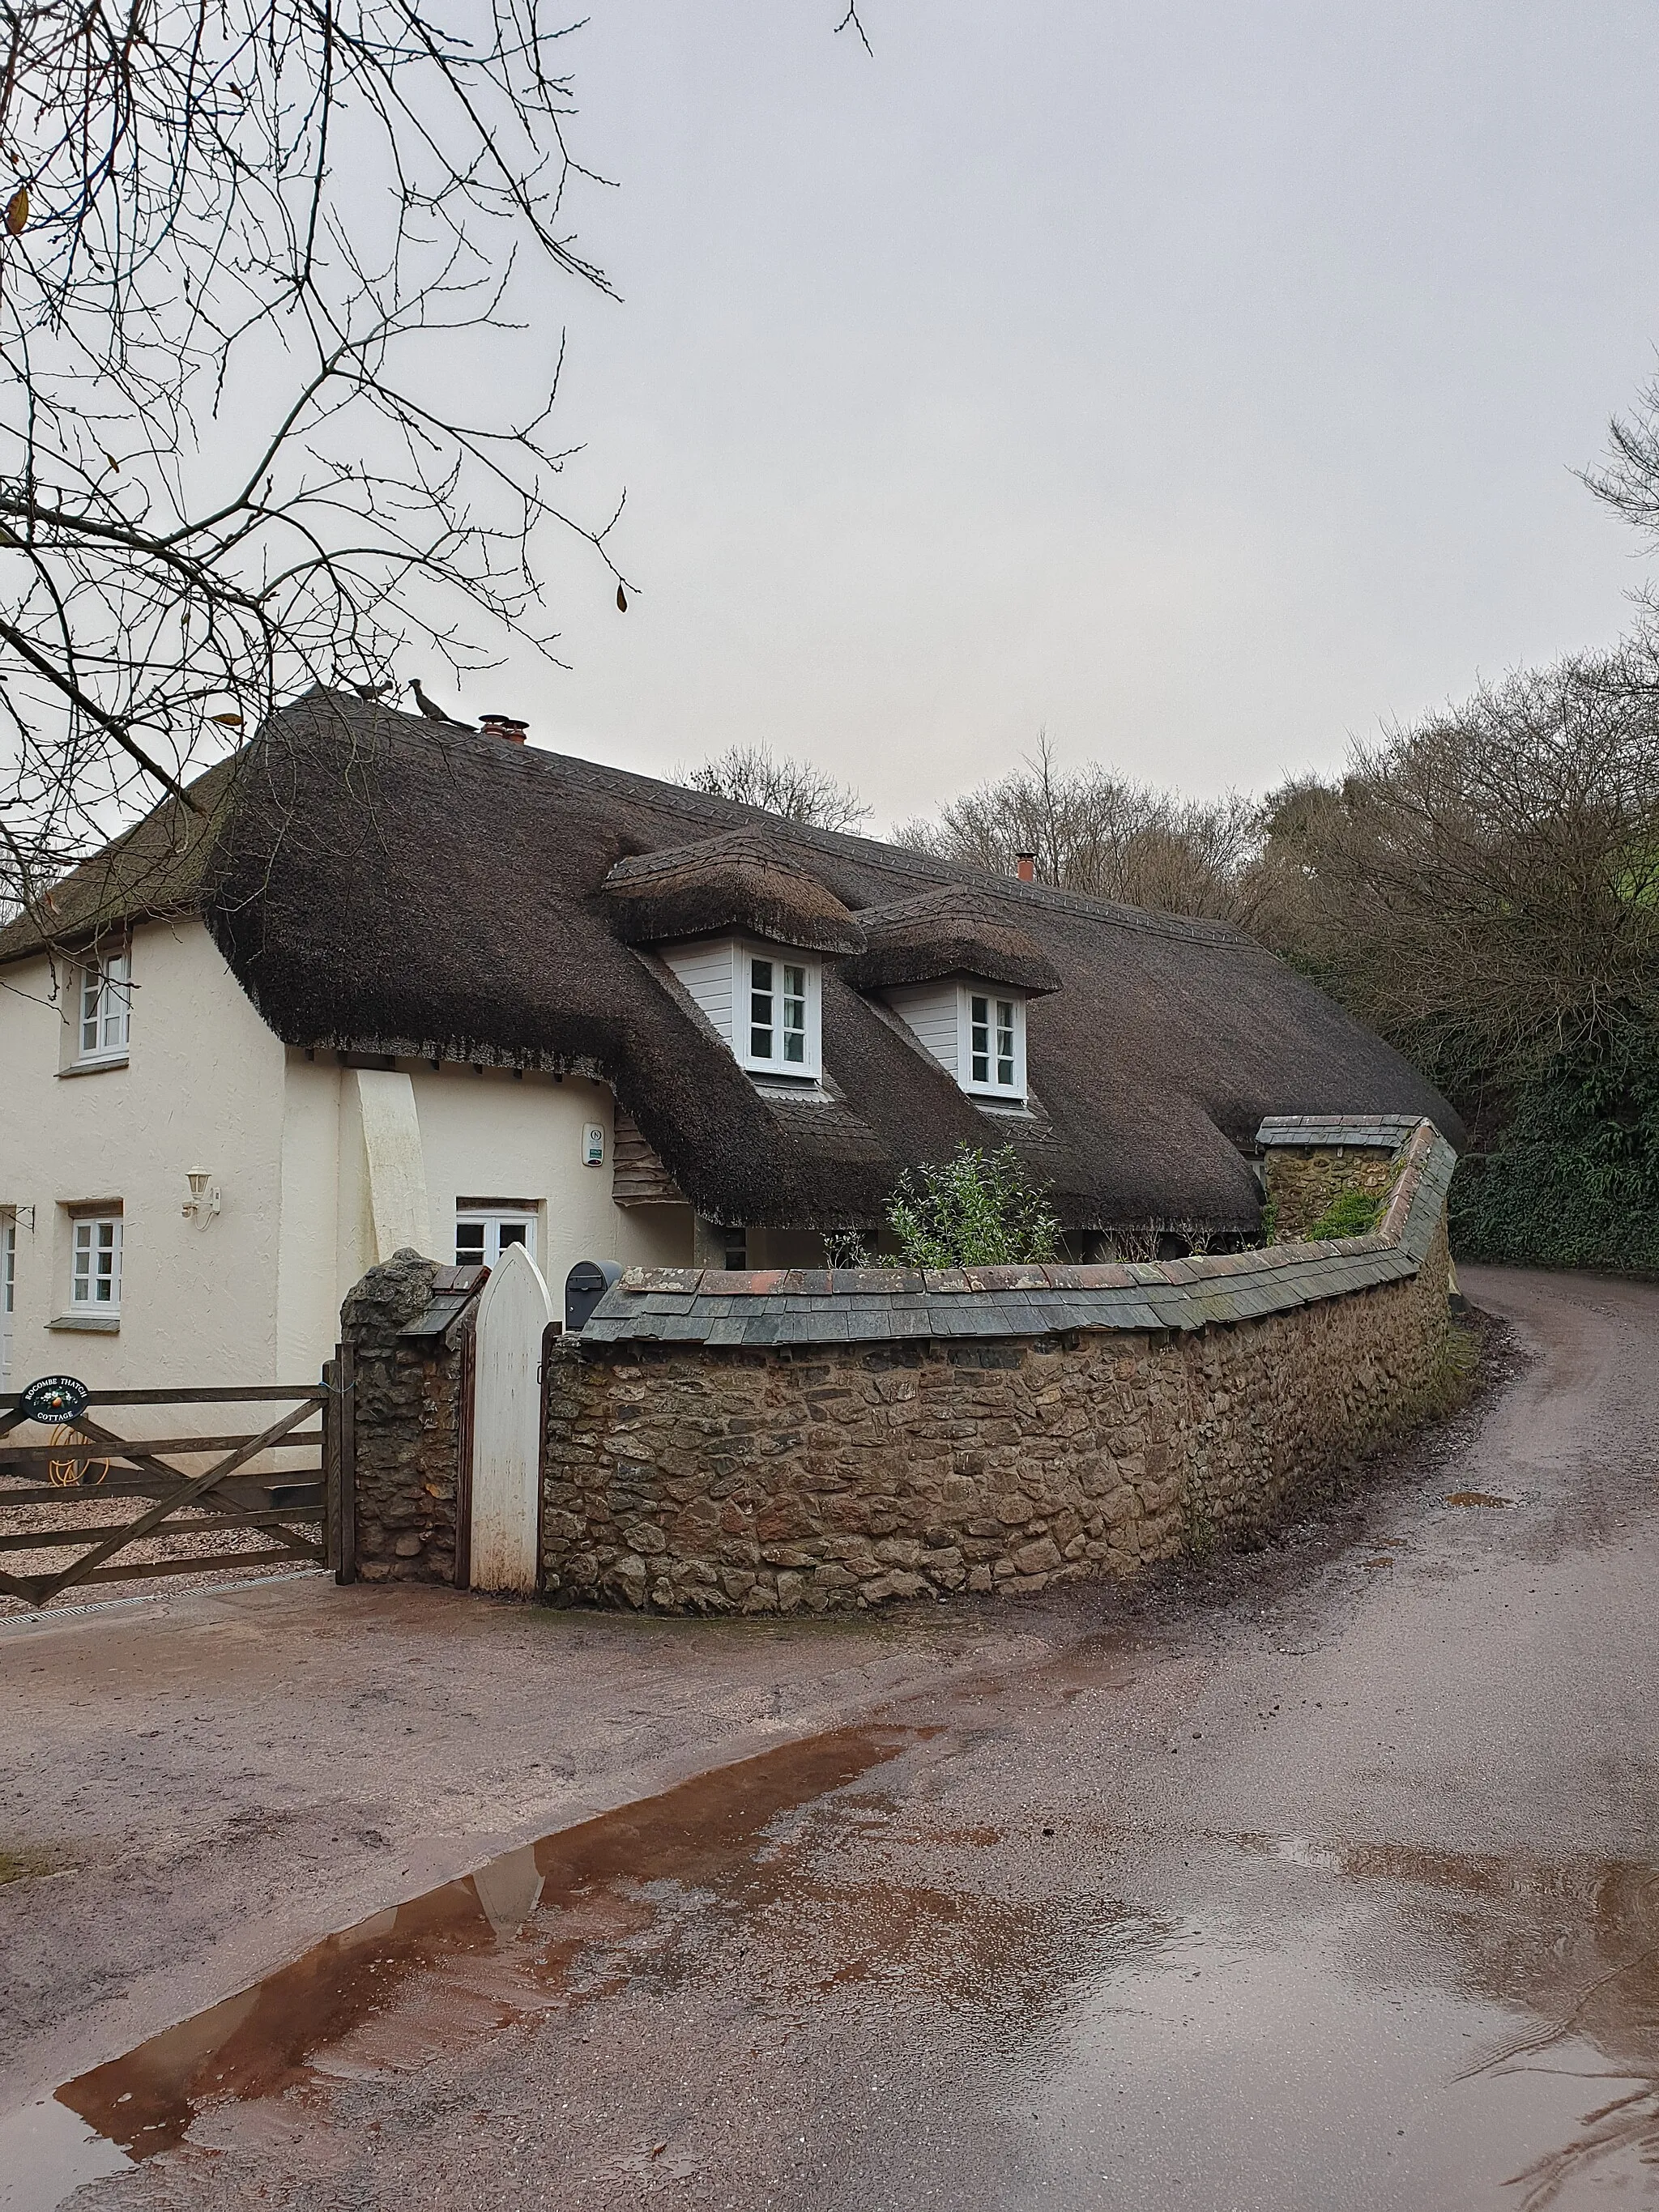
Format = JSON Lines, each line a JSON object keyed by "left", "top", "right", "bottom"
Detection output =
{"left": 45, "top": 1725, "right": 919, "bottom": 2197}
{"left": 1312, "top": 1834, "right": 1659, "bottom": 2208}
{"left": 1039, "top": 1914, "right": 1654, "bottom": 2212}
{"left": 0, "top": 2097, "right": 130, "bottom": 2212}
{"left": 1037, "top": 1830, "right": 1659, "bottom": 2211}
{"left": 22, "top": 1628, "right": 1653, "bottom": 2212}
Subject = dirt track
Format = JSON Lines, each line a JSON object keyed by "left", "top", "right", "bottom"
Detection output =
{"left": 6, "top": 1265, "right": 1657, "bottom": 2210}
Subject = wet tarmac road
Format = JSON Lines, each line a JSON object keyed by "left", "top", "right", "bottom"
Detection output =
{"left": 17, "top": 1266, "right": 1659, "bottom": 2210}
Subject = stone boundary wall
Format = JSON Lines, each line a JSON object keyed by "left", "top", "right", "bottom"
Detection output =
{"left": 338, "top": 1117, "right": 1457, "bottom": 1605}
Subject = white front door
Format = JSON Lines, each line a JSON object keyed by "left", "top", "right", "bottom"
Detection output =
{"left": 469, "top": 1239, "right": 553, "bottom": 1594}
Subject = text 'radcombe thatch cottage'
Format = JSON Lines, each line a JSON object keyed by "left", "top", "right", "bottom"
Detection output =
{"left": 0, "top": 690, "right": 1460, "bottom": 1412}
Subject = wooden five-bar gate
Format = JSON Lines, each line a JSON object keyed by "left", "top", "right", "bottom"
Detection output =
{"left": 0, "top": 1377, "right": 342, "bottom": 1609}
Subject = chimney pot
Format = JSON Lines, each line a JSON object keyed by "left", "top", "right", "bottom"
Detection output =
{"left": 480, "top": 714, "right": 529, "bottom": 744}
{"left": 1015, "top": 850, "right": 1037, "bottom": 884}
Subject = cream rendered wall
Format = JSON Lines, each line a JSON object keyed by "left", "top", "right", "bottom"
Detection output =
{"left": 0, "top": 922, "right": 698, "bottom": 1400}
{"left": 276, "top": 1052, "right": 345, "bottom": 1381}
{"left": 0, "top": 918, "right": 288, "bottom": 1394}
{"left": 275, "top": 1057, "right": 694, "bottom": 1380}
{"left": 410, "top": 1064, "right": 691, "bottom": 1306}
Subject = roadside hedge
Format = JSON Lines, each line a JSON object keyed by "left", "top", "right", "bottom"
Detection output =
{"left": 1449, "top": 1021, "right": 1659, "bottom": 1272}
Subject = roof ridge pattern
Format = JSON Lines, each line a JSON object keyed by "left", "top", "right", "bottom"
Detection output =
{"left": 287, "top": 697, "right": 1268, "bottom": 955}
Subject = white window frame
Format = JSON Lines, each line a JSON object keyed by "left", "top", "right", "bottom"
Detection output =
{"left": 957, "top": 984, "right": 1027, "bottom": 1100}
{"left": 75, "top": 948, "right": 131, "bottom": 1064}
{"left": 735, "top": 942, "right": 821, "bottom": 1079}
{"left": 454, "top": 1206, "right": 538, "bottom": 1270}
{"left": 2, "top": 1213, "right": 15, "bottom": 1389}
{"left": 70, "top": 1213, "right": 122, "bottom": 1314}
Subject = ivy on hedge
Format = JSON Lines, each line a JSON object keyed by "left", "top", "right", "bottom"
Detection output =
{"left": 1450, "top": 1020, "right": 1659, "bottom": 1272}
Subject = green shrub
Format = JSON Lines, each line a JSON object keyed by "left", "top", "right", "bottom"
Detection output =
{"left": 885, "top": 1144, "right": 1061, "bottom": 1269}
{"left": 1306, "top": 1184, "right": 1386, "bottom": 1241}
{"left": 1451, "top": 1020, "right": 1659, "bottom": 1272}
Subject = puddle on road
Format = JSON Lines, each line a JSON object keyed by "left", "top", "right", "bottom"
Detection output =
{"left": 1022, "top": 1832, "right": 1659, "bottom": 2211}
{"left": 1444, "top": 1490, "right": 1513, "bottom": 1508}
{"left": 23, "top": 1622, "right": 1648, "bottom": 2210}
{"left": 25, "top": 1724, "right": 923, "bottom": 2206}
{"left": 16, "top": 1630, "right": 1159, "bottom": 2208}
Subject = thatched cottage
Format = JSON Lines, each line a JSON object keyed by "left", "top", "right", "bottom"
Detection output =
{"left": 0, "top": 691, "right": 1458, "bottom": 1393}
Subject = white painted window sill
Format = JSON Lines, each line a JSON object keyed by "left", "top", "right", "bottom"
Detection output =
{"left": 749, "top": 1076, "right": 831, "bottom": 1104}
{"left": 49, "top": 1313, "right": 121, "bottom": 1332}
{"left": 58, "top": 1057, "right": 129, "bottom": 1079}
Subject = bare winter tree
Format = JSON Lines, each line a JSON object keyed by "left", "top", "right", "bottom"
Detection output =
{"left": 1583, "top": 373, "right": 1659, "bottom": 548}
{"left": 680, "top": 741, "right": 872, "bottom": 833}
{"left": 898, "top": 735, "right": 1269, "bottom": 927}
{"left": 0, "top": 0, "right": 636, "bottom": 939}
{"left": 1255, "top": 648, "right": 1659, "bottom": 1103}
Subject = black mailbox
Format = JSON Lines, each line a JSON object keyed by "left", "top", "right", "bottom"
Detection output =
{"left": 565, "top": 1259, "right": 624, "bottom": 1333}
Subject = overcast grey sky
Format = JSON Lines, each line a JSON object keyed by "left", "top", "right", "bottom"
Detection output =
{"left": 456, "top": 2, "right": 1659, "bottom": 825}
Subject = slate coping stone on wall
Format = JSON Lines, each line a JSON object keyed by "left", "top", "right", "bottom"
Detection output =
{"left": 397, "top": 1262, "right": 488, "bottom": 1338}
{"left": 1257, "top": 1113, "right": 1427, "bottom": 1149}
{"left": 581, "top": 1116, "right": 1456, "bottom": 1353}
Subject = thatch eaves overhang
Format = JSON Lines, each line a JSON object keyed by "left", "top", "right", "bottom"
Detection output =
{"left": 846, "top": 889, "right": 1062, "bottom": 996}
{"left": 0, "top": 753, "right": 243, "bottom": 964}
{"left": 602, "top": 831, "right": 866, "bottom": 956}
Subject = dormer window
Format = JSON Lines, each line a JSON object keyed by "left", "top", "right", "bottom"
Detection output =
{"left": 746, "top": 953, "right": 813, "bottom": 1071}
{"left": 885, "top": 977, "right": 1029, "bottom": 1102}
{"left": 970, "top": 992, "right": 1019, "bottom": 1092}
{"left": 605, "top": 830, "right": 857, "bottom": 1089}
{"left": 844, "top": 888, "right": 1056, "bottom": 1107}
{"left": 660, "top": 938, "right": 823, "bottom": 1081}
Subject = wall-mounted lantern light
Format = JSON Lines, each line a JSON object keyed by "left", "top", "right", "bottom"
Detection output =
{"left": 181, "top": 1168, "right": 222, "bottom": 1225}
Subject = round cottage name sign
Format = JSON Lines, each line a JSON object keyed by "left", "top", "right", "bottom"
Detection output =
{"left": 19, "top": 1374, "right": 91, "bottom": 1424}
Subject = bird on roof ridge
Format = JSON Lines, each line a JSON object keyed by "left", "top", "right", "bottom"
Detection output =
{"left": 409, "top": 676, "right": 465, "bottom": 723}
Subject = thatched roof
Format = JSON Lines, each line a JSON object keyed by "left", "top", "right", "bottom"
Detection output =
{"left": 847, "top": 888, "right": 1060, "bottom": 995}
{"left": 603, "top": 830, "right": 865, "bottom": 954}
{"left": 0, "top": 754, "right": 242, "bottom": 961}
{"left": 0, "top": 689, "right": 1463, "bottom": 1232}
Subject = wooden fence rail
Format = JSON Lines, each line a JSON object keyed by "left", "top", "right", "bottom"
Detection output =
{"left": 0, "top": 1376, "right": 341, "bottom": 1609}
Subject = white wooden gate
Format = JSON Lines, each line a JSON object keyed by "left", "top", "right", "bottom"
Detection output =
{"left": 469, "top": 1241, "right": 553, "bottom": 1594}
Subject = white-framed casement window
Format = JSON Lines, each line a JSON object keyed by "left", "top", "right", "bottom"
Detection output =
{"left": 454, "top": 1206, "right": 538, "bottom": 1269}
{"left": 76, "top": 950, "right": 131, "bottom": 1063}
{"left": 962, "top": 987, "right": 1026, "bottom": 1100}
{"left": 659, "top": 937, "right": 825, "bottom": 1081}
{"left": 740, "top": 948, "right": 821, "bottom": 1077}
{"left": 70, "top": 1213, "right": 122, "bottom": 1314}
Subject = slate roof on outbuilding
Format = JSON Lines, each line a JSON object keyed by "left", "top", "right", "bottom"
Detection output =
{"left": 0, "top": 688, "right": 1463, "bottom": 1234}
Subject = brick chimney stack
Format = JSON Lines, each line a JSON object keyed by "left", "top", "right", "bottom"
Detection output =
{"left": 1015, "top": 850, "right": 1037, "bottom": 884}
{"left": 480, "top": 714, "right": 529, "bottom": 744}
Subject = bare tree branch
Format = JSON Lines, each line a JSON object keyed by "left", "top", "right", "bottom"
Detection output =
{"left": 0, "top": 0, "right": 629, "bottom": 940}
{"left": 1254, "top": 646, "right": 1659, "bottom": 1106}
{"left": 898, "top": 733, "right": 1270, "bottom": 929}
{"left": 678, "top": 740, "right": 872, "bottom": 834}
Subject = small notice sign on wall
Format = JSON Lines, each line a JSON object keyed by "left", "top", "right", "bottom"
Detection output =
{"left": 582, "top": 1124, "right": 605, "bottom": 1166}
